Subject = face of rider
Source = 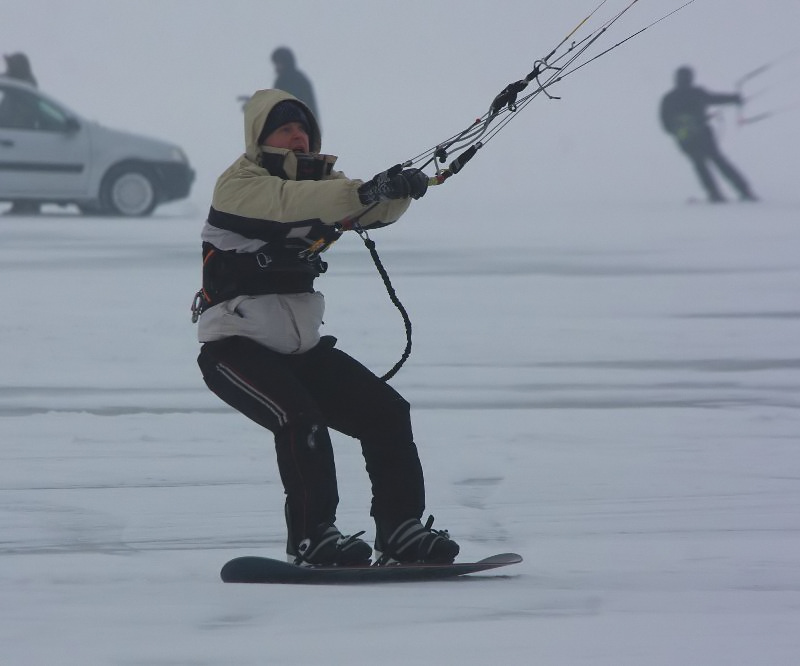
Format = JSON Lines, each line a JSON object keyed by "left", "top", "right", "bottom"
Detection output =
{"left": 261, "top": 121, "right": 310, "bottom": 153}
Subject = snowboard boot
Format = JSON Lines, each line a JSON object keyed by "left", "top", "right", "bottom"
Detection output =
{"left": 374, "top": 515, "right": 460, "bottom": 565}
{"left": 287, "top": 523, "right": 372, "bottom": 568}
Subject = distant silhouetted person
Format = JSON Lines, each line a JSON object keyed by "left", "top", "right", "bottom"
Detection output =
{"left": 2, "top": 53, "right": 40, "bottom": 215}
{"left": 2, "top": 52, "right": 37, "bottom": 87}
{"left": 660, "top": 66, "right": 756, "bottom": 203}
{"left": 271, "top": 47, "right": 318, "bottom": 121}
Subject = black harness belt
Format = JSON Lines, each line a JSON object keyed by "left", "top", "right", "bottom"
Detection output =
{"left": 194, "top": 241, "right": 326, "bottom": 317}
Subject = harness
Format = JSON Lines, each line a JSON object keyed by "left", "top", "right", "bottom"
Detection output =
{"left": 191, "top": 239, "right": 331, "bottom": 321}
{"left": 191, "top": 150, "right": 343, "bottom": 323}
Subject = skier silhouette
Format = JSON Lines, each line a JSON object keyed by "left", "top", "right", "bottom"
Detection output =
{"left": 660, "top": 66, "right": 757, "bottom": 202}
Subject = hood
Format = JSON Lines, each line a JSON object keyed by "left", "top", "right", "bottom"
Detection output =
{"left": 243, "top": 89, "right": 321, "bottom": 162}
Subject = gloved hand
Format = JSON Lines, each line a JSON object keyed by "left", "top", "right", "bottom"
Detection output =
{"left": 402, "top": 168, "right": 429, "bottom": 200}
{"left": 358, "top": 167, "right": 429, "bottom": 205}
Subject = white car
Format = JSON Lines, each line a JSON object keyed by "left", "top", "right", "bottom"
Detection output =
{"left": 0, "top": 77, "right": 194, "bottom": 216}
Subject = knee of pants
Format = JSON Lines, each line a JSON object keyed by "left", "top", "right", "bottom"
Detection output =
{"left": 276, "top": 414, "right": 332, "bottom": 455}
{"left": 362, "top": 395, "right": 412, "bottom": 437}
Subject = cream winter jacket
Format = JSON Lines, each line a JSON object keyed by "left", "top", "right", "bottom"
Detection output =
{"left": 197, "top": 89, "right": 412, "bottom": 354}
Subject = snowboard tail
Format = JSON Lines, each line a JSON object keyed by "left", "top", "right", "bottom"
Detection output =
{"left": 220, "top": 552, "right": 522, "bottom": 584}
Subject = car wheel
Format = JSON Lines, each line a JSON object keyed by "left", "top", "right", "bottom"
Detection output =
{"left": 101, "top": 167, "right": 158, "bottom": 217}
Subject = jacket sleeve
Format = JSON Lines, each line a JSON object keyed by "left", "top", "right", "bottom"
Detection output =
{"left": 213, "top": 161, "right": 360, "bottom": 223}
{"left": 213, "top": 160, "right": 412, "bottom": 227}
{"left": 327, "top": 169, "right": 411, "bottom": 228}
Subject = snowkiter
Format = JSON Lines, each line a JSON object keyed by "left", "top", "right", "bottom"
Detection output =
{"left": 194, "top": 89, "right": 460, "bottom": 567}
{"left": 660, "top": 66, "right": 757, "bottom": 203}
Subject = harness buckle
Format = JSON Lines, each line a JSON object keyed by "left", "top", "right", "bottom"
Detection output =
{"left": 190, "top": 290, "right": 206, "bottom": 323}
{"left": 256, "top": 252, "right": 272, "bottom": 268}
{"left": 297, "top": 237, "right": 328, "bottom": 259}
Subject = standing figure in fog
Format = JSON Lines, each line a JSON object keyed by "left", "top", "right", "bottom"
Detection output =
{"left": 271, "top": 47, "right": 319, "bottom": 122}
{"left": 660, "top": 66, "right": 757, "bottom": 203}
{"left": 2, "top": 52, "right": 37, "bottom": 87}
{"left": 2, "top": 53, "right": 40, "bottom": 215}
{"left": 193, "top": 89, "right": 459, "bottom": 567}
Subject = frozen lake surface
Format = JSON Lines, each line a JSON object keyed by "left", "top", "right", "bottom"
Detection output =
{"left": 2, "top": 200, "right": 799, "bottom": 665}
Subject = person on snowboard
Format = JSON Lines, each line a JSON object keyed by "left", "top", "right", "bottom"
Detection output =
{"left": 193, "top": 89, "right": 460, "bottom": 567}
{"left": 659, "top": 66, "right": 757, "bottom": 203}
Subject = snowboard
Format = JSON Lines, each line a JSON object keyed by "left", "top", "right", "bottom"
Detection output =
{"left": 220, "top": 552, "right": 522, "bottom": 585}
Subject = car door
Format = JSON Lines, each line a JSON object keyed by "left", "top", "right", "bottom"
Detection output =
{"left": 0, "top": 83, "right": 91, "bottom": 198}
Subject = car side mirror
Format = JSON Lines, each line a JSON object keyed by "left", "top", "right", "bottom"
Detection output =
{"left": 64, "top": 117, "right": 81, "bottom": 133}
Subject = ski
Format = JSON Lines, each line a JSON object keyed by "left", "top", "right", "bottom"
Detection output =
{"left": 220, "top": 552, "right": 523, "bottom": 585}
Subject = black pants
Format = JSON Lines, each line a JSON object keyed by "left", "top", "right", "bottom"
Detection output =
{"left": 678, "top": 128, "right": 753, "bottom": 201}
{"left": 198, "top": 335, "right": 425, "bottom": 543}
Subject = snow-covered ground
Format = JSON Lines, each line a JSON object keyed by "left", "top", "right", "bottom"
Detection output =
{"left": 2, "top": 198, "right": 799, "bottom": 665}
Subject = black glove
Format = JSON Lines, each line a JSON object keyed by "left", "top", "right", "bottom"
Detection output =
{"left": 358, "top": 167, "right": 429, "bottom": 205}
{"left": 402, "top": 168, "right": 429, "bottom": 200}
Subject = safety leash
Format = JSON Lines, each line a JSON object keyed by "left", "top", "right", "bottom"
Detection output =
{"left": 351, "top": 221, "right": 412, "bottom": 382}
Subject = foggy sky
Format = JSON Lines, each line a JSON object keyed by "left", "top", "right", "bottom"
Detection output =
{"left": 3, "top": 0, "right": 799, "bottom": 215}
